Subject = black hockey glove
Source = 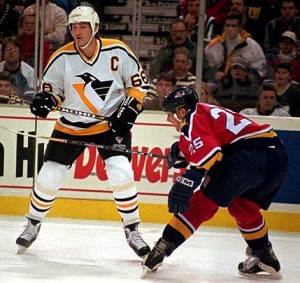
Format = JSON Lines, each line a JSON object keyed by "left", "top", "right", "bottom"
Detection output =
{"left": 109, "top": 96, "right": 144, "bottom": 135}
{"left": 168, "top": 169, "right": 204, "bottom": 215}
{"left": 167, "top": 142, "right": 188, "bottom": 169}
{"left": 30, "top": 91, "right": 61, "bottom": 118}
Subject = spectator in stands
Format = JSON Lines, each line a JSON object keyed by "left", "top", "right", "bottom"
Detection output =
{"left": 146, "top": 47, "right": 196, "bottom": 100}
{"left": 205, "top": 12, "right": 266, "bottom": 85}
{"left": 240, "top": 80, "right": 290, "bottom": 116}
{"left": 266, "top": 0, "right": 282, "bottom": 19}
{"left": 297, "top": 40, "right": 300, "bottom": 57}
{"left": 0, "top": 71, "right": 20, "bottom": 104}
{"left": 199, "top": 81, "right": 220, "bottom": 106}
{"left": 181, "top": 0, "right": 218, "bottom": 44}
{"left": 11, "top": 0, "right": 26, "bottom": 13}
{"left": 229, "top": 0, "right": 272, "bottom": 48}
{"left": 274, "top": 61, "right": 300, "bottom": 116}
{"left": 23, "top": 0, "right": 69, "bottom": 13}
{"left": 149, "top": 18, "right": 197, "bottom": 80}
{"left": 50, "top": 0, "right": 68, "bottom": 13}
{"left": 214, "top": 56, "right": 261, "bottom": 112}
{"left": 0, "top": 37, "right": 34, "bottom": 101}
{"left": 268, "top": 31, "right": 300, "bottom": 83}
{"left": 169, "top": 47, "right": 196, "bottom": 89}
{"left": 60, "top": 0, "right": 77, "bottom": 14}
{"left": 0, "top": 0, "right": 21, "bottom": 40}
{"left": 26, "top": 0, "right": 67, "bottom": 52}
{"left": 177, "top": 0, "right": 230, "bottom": 32}
{"left": 18, "top": 6, "right": 51, "bottom": 69}
{"left": 264, "top": 0, "right": 300, "bottom": 61}
{"left": 0, "top": 41, "right": 2, "bottom": 59}
{"left": 143, "top": 72, "right": 176, "bottom": 111}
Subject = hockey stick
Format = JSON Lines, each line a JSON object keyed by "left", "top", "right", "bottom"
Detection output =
{"left": 0, "top": 94, "right": 109, "bottom": 121}
{"left": 0, "top": 125, "right": 167, "bottom": 159}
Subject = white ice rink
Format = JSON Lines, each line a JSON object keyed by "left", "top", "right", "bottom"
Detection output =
{"left": 0, "top": 216, "right": 299, "bottom": 283}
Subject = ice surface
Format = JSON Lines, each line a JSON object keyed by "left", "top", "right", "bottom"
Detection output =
{"left": 0, "top": 216, "right": 299, "bottom": 283}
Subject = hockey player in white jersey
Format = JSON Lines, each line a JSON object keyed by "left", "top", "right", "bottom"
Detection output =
{"left": 16, "top": 5, "right": 151, "bottom": 258}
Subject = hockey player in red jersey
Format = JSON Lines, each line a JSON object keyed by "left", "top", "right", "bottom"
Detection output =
{"left": 142, "top": 86, "right": 288, "bottom": 279}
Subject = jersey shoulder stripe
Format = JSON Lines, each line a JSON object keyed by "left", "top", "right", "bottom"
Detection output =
{"left": 100, "top": 38, "right": 132, "bottom": 51}
{"left": 100, "top": 38, "right": 140, "bottom": 71}
{"left": 43, "top": 42, "right": 77, "bottom": 75}
{"left": 48, "top": 42, "right": 77, "bottom": 62}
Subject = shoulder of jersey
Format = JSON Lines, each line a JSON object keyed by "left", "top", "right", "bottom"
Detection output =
{"left": 100, "top": 38, "right": 132, "bottom": 52}
{"left": 48, "top": 42, "right": 77, "bottom": 62}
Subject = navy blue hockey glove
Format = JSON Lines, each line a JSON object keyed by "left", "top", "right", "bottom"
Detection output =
{"left": 30, "top": 91, "right": 61, "bottom": 118}
{"left": 168, "top": 169, "right": 204, "bottom": 214}
{"left": 167, "top": 142, "right": 188, "bottom": 169}
{"left": 109, "top": 96, "right": 143, "bottom": 134}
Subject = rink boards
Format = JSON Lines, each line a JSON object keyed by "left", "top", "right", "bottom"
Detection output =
{"left": 0, "top": 106, "right": 300, "bottom": 232}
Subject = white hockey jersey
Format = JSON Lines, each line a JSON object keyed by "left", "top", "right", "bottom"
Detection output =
{"left": 42, "top": 38, "right": 149, "bottom": 136}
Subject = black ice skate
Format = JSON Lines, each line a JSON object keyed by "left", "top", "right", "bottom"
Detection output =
{"left": 141, "top": 237, "right": 173, "bottom": 277}
{"left": 124, "top": 222, "right": 150, "bottom": 258}
{"left": 16, "top": 218, "right": 41, "bottom": 254}
{"left": 238, "top": 242, "right": 282, "bottom": 279}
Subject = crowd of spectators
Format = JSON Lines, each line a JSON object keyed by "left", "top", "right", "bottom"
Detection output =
{"left": 0, "top": 36, "right": 34, "bottom": 100}
{"left": 148, "top": 0, "right": 300, "bottom": 117}
{"left": 0, "top": 0, "right": 74, "bottom": 104}
{"left": 1, "top": 0, "right": 300, "bottom": 117}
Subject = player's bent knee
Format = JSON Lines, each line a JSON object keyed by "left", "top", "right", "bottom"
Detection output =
{"left": 105, "top": 155, "right": 134, "bottom": 185}
{"left": 37, "top": 161, "right": 69, "bottom": 190}
{"left": 227, "top": 198, "right": 261, "bottom": 223}
{"left": 188, "top": 191, "right": 219, "bottom": 223}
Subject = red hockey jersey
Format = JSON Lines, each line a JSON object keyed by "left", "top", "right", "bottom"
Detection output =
{"left": 179, "top": 103, "right": 276, "bottom": 170}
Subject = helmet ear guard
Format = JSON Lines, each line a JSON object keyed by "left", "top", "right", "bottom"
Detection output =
{"left": 162, "top": 86, "right": 200, "bottom": 113}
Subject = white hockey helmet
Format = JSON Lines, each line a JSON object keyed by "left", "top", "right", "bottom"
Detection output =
{"left": 68, "top": 5, "right": 100, "bottom": 35}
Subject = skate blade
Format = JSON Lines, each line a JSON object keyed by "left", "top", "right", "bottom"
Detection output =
{"left": 17, "top": 245, "right": 28, "bottom": 254}
{"left": 141, "top": 267, "right": 158, "bottom": 279}
{"left": 141, "top": 267, "right": 151, "bottom": 279}
{"left": 259, "top": 262, "right": 283, "bottom": 279}
{"left": 239, "top": 271, "right": 282, "bottom": 280}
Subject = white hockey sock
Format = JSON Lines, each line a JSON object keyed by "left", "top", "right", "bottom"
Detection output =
{"left": 113, "top": 185, "right": 141, "bottom": 226}
{"left": 105, "top": 156, "right": 141, "bottom": 226}
{"left": 27, "top": 161, "right": 68, "bottom": 221}
{"left": 27, "top": 186, "right": 56, "bottom": 221}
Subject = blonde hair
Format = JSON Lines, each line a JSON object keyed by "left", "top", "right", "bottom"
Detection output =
{"left": 200, "top": 82, "right": 220, "bottom": 106}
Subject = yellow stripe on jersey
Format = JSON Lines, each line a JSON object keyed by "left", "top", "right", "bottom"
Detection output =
{"left": 73, "top": 83, "right": 98, "bottom": 114}
{"left": 128, "top": 88, "right": 146, "bottom": 103}
{"left": 101, "top": 38, "right": 132, "bottom": 51}
{"left": 46, "top": 42, "right": 76, "bottom": 65}
{"left": 199, "top": 151, "right": 223, "bottom": 171}
{"left": 169, "top": 216, "right": 193, "bottom": 240}
{"left": 54, "top": 121, "right": 110, "bottom": 136}
{"left": 195, "top": 132, "right": 276, "bottom": 170}
{"left": 244, "top": 130, "right": 277, "bottom": 139}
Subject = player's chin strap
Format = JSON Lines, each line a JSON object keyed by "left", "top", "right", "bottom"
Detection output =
{"left": 0, "top": 125, "right": 167, "bottom": 159}
{"left": 80, "top": 25, "right": 98, "bottom": 50}
{"left": 0, "top": 94, "right": 109, "bottom": 121}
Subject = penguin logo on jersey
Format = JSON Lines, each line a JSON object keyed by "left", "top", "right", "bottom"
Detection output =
{"left": 76, "top": 72, "right": 113, "bottom": 101}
